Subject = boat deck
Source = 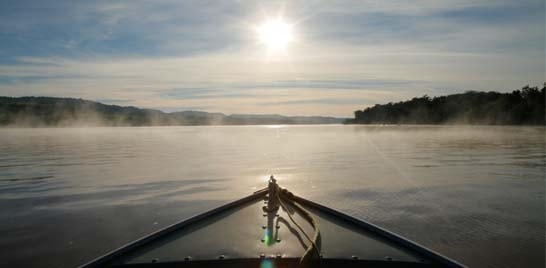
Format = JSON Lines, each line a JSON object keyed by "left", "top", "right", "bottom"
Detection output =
{"left": 80, "top": 186, "right": 464, "bottom": 268}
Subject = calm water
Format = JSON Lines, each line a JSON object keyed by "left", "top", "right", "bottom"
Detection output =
{"left": 0, "top": 125, "right": 544, "bottom": 268}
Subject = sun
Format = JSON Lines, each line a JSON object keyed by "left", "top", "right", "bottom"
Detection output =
{"left": 257, "top": 18, "right": 294, "bottom": 51}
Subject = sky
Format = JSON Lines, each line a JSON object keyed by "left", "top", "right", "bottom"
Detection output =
{"left": 0, "top": 0, "right": 544, "bottom": 117}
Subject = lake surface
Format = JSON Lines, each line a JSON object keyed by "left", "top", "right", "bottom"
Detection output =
{"left": 0, "top": 125, "right": 544, "bottom": 268}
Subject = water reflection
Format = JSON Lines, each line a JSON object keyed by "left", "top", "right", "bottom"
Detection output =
{"left": 0, "top": 125, "right": 543, "bottom": 268}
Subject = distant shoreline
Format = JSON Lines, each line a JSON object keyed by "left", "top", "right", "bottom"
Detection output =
{"left": 2, "top": 84, "right": 544, "bottom": 127}
{"left": 346, "top": 85, "right": 545, "bottom": 126}
{"left": 1, "top": 123, "right": 545, "bottom": 129}
{"left": 0, "top": 96, "right": 345, "bottom": 127}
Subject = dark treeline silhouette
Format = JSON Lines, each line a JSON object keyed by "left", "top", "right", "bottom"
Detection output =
{"left": 346, "top": 84, "right": 545, "bottom": 125}
{"left": 0, "top": 96, "right": 343, "bottom": 127}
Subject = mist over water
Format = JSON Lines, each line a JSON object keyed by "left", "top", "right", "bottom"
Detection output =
{"left": 0, "top": 125, "right": 544, "bottom": 268}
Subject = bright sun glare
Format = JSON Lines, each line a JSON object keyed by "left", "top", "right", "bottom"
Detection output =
{"left": 257, "top": 18, "right": 293, "bottom": 51}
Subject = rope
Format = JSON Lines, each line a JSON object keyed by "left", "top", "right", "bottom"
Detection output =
{"left": 274, "top": 186, "right": 321, "bottom": 265}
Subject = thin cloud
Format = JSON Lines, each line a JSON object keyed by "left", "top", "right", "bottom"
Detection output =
{"left": 0, "top": 0, "right": 543, "bottom": 117}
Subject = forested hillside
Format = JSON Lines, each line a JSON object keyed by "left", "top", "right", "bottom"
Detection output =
{"left": 347, "top": 85, "right": 545, "bottom": 125}
{"left": 0, "top": 97, "right": 343, "bottom": 127}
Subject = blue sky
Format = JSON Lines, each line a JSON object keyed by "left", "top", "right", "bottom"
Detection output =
{"left": 0, "top": 0, "right": 544, "bottom": 117}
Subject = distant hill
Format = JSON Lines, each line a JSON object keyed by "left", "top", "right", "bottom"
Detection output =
{"left": 346, "top": 84, "right": 545, "bottom": 125}
{"left": 0, "top": 97, "right": 344, "bottom": 127}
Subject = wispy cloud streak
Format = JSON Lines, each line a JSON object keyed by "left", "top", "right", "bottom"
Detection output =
{"left": 0, "top": 0, "right": 543, "bottom": 116}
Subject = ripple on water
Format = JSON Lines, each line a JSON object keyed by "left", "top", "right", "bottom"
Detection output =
{"left": 0, "top": 125, "right": 543, "bottom": 268}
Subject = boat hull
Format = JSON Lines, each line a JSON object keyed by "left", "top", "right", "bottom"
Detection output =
{"left": 80, "top": 188, "right": 465, "bottom": 268}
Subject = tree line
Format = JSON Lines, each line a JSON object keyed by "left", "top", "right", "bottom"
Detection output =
{"left": 0, "top": 97, "right": 343, "bottom": 127}
{"left": 346, "top": 84, "right": 545, "bottom": 125}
